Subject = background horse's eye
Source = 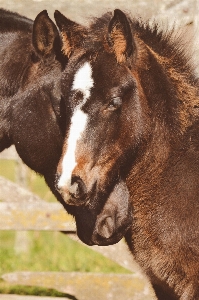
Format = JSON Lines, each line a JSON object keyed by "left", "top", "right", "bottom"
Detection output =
{"left": 107, "top": 97, "right": 122, "bottom": 111}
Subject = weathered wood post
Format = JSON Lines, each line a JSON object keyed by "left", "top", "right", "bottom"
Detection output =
{"left": 14, "top": 155, "right": 31, "bottom": 254}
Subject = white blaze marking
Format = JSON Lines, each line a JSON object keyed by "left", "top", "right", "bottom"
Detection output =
{"left": 72, "top": 61, "right": 94, "bottom": 99}
{"left": 58, "top": 62, "right": 94, "bottom": 195}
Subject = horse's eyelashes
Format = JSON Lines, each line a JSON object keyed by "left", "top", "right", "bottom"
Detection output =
{"left": 107, "top": 97, "right": 122, "bottom": 111}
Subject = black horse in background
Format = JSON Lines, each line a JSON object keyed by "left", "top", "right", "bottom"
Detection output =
{"left": 0, "top": 9, "right": 132, "bottom": 245}
{"left": 54, "top": 8, "right": 199, "bottom": 300}
{"left": 0, "top": 9, "right": 64, "bottom": 181}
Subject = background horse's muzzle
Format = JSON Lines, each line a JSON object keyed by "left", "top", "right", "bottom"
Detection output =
{"left": 75, "top": 180, "right": 132, "bottom": 246}
{"left": 91, "top": 212, "right": 132, "bottom": 246}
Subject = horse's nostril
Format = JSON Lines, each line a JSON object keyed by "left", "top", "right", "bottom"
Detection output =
{"left": 70, "top": 176, "right": 87, "bottom": 199}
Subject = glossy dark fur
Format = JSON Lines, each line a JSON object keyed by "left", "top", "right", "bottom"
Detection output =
{"left": 54, "top": 9, "right": 199, "bottom": 299}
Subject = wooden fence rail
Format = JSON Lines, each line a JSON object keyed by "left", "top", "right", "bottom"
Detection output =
{"left": 0, "top": 147, "right": 156, "bottom": 300}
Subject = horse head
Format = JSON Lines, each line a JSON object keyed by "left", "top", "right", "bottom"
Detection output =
{"left": 53, "top": 9, "right": 152, "bottom": 245}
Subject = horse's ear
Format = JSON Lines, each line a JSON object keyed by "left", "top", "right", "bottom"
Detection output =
{"left": 108, "top": 9, "right": 136, "bottom": 63}
{"left": 54, "top": 10, "right": 86, "bottom": 58}
{"left": 32, "top": 10, "right": 59, "bottom": 57}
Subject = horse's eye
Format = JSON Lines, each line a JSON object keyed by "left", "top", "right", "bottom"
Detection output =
{"left": 107, "top": 97, "right": 122, "bottom": 111}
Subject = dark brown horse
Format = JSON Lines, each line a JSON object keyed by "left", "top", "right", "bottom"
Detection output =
{"left": 0, "top": 9, "right": 64, "bottom": 183}
{"left": 0, "top": 9, "right": 131, "bottom": 243}
{"left": 54, "top": 9, "right": 199, "bottom": 299}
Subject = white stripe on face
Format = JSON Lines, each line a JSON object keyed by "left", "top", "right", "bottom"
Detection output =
{"left": 72, "top": 61, "right": 94, "bottom": 101}
{"left": 57, "top": 62, "right": 94, "bottom": 197}
{"left": 57, "top": 109, "right": 88, "bottom": 196}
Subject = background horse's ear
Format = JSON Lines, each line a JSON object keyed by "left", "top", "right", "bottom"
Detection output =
{"left": 32, "top": 10, "right": 59, "bottom": 57}
{"left": 54, "top": 10, "right": 86, "bottom": 58}
{"left": 108, "top": 9, "right": 136, "bottom": 63}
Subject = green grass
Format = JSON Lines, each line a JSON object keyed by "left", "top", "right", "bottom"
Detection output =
{"left": 0, "top": 159, "right": 131, "bottom": 296}
{"left": 0, "top": 283, "right": 71, "bottom": 298}
{"left": 0, "top": 231, "right": 129, "bottom": 274}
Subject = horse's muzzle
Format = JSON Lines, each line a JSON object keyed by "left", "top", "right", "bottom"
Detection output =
{"left": 56, "top": 174, "right": 88, "bottom": 206}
